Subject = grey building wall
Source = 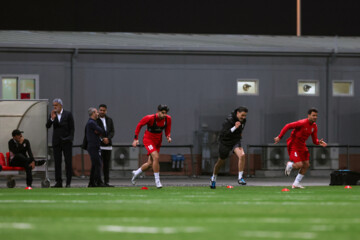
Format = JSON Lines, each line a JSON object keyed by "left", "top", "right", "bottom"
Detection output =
{"left": 0, "top": 51, "right": 359, "bottom": 152}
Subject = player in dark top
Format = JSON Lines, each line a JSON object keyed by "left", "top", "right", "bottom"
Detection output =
{"left": 210, "top": 106, "right": 248, "bottom": 189}
{"left": 8, "top": 129, "right": 45, "bottom": 188}
{"left": 131, "top": 104, "right": 172, "bottom": 188}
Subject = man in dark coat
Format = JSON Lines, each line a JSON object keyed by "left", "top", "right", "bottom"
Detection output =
{"left": 96, "top": 104, "right": 115, "bottom": 187}
{"left": 46, "top": 98, "right": 75, "bottom": 188}
{"left": 86, "top": 107, "right": 106, "bottom": 187}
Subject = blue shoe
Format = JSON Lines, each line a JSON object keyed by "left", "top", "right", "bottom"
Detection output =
{"left": 238, "top": 178, "right": 247, "bottom": 185}
{"left": 210, "top": 179, "right": 216, "bottom": 189}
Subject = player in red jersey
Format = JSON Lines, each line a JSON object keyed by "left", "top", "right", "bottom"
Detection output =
{"left": 274, "top": 108, "right": 327, "bottom": 189}
{"left": 131, "top": 104, "right": 172, "bottom": 188}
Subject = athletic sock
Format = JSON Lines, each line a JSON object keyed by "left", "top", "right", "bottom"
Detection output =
{"left": 238, "top": 171, "right": 244, "bottom": 179}
{"left": 294, "top": 173, "right": 304, "bottom": 185}
{"left": 211, "top": 175, "right": 217, "bottom": 181}
{"left": 134, "top": 168, "right": 142, "bottom": 176}
{"left": 154, "top": 172, "right": 160, "bottom": 181}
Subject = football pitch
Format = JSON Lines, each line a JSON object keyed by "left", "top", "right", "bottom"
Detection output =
{"left": 0, "top": 186, "right": 359, "bottom": 240}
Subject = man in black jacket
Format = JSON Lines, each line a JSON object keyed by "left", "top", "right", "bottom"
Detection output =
{"left": 86, "top": 107, "right": 106, "bottom": 187}
{"left": 46, "top": 98, "right": 75, "bottom": 188}
{"left": 96, "top": 104, "right": 115, "bottom": 187}
{"left": 210, "top": 106, "right": 248, "bottom": 189}
{"left": 8, "top": 129, "right": 45, "bottom": 188}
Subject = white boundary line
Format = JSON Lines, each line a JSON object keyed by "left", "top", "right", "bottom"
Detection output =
{"left": 98, "top": 225, "right": 203, "bottom": 234}
{"left": 0, "top": 223, "right": 33, "bottom": 229}
{"left": 239, "top": 230, "right": 317, "bottom": 239}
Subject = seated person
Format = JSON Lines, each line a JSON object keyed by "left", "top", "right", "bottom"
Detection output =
{"left": 8, "top": 129, "right": 45, "bottom": 188}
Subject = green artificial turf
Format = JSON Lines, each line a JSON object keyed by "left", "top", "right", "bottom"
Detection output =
{"left": 0, "top": 186, "right": 359, "bottom": 240}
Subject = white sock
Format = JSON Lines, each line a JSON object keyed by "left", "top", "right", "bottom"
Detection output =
{"left": 294, "top": 173, "right": 304, "bottom": 185}
{"left": 238, "top": 171, "right": 244, "bottom": 179}
{"left": 211, "top": 175, "right": 217, "bottom": 181}
{"left": 154, "top": 172, "right": 160, "bottom": 181}
{"left": 134, "top": 168, "right": 142, "bottom": 176}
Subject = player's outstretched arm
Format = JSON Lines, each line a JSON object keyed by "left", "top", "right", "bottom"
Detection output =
{"left": 319, "top": 138, "right": 327, "bottom": 147}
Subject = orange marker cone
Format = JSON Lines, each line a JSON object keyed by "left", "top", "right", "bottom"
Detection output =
{"left": 281, "top": 188, "right": 290, "bottom": 192}
{"left": 226, "top": 185, "right": 234, "bottom": 189}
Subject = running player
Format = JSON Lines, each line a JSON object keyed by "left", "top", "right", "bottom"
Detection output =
{"left": 274, "top": 108, "right": 327, "bottom": 189}
{"left": 210, "top": 106, "right": 248, "bottom": 189}
{"left": 131, "top": 104, "right": 172, "bottom": 188}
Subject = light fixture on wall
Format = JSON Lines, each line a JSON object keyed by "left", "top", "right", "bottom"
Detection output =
{"left": 298, "top": 80, "right": 319, "bottom": 96}
{"left": 243, "top": 84, "right": 251, "bottom": 91}
{"left": 303, "top": 84, "right": 312, "bottom": 92}
{"left": 237, "top": 79, "right": 258, "bottom": 95}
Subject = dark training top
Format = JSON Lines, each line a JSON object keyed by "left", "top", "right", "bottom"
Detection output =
{"left": 85, "top": 118, "right": 105, "bottom": 148}
{"left": 8, "top": 139, "right": 34, "bottom": 161}
{"left": 218, "top": 110, "right": 246, "bottom": 146}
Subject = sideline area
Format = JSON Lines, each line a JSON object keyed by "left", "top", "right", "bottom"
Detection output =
{"left": 0, "top": 176, "right": 331, "bottom": 188}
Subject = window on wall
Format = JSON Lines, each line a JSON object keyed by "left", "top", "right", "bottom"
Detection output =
{"left": 237, "top": 79, "right": 259, "bottom": 95}
{"left": 0, "top": 75, "right": 39, "bottom": 99}
{"left": 332, "top": 80, "right": 354, "bottom": 96}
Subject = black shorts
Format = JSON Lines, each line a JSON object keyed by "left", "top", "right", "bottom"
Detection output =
{"left": 218, "top": 142, "right": 242, "bottom": 159}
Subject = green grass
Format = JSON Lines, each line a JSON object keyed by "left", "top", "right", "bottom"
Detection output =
{"left": 0, "top": 186, "right": 359, "bottom": 240}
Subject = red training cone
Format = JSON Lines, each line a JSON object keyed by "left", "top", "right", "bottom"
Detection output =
{"left": 226, "top": 185, "right": 234, "bottom": 189}
{"left": 344, "top": 185, "right": 352, "bottom": 189}
{"left": 281, "top": 188, "right": 290, "bottom": 192}
{"left": 25, "top": 186, "right": 32, "bottom": 190}
{"left": 141, "top": 187, "right": 148, "bottom": 190}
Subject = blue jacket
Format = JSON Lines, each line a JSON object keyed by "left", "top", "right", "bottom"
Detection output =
{"left": 85, "top": 118, "right": 104, "bottom": 149}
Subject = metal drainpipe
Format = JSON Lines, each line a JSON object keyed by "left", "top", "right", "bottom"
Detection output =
{"left": 325, "top": 56, "right": 330, "bottom": 142}
{"left": 326, "top": 37, "right": 338, "bottom": 142}
{"left": 70, "top": 49, "right": 79, "bottom": 113}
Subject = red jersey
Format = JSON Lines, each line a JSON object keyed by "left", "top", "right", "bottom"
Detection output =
{"left": 278, "top": 118, "right": 320, "bottom": 151}
{"left": 134, "top": 114, "right": 172, "bottom": 142}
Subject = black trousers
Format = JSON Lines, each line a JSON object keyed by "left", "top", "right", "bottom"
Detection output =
{"left": 10, "top": 154, "right": 33, "bottom": 186}
{"left": 53, "top": 141, "right": 73, "bottom": 185}
{"left": 101, "top": 149, "right": 112, "bottom": 184}
{"left": 88, "top": 146, "right": 103, "bottom": 185}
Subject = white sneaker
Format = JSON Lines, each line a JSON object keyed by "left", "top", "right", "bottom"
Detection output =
{"left": 131, "top": 171, "right": 137, "bottom": 185}
{"left": 285, "top": 161, "right": 293, "bottom": 176}
{"left": 292, "top": 183, "right": 305, "bottom": 189}
{"left": 155, "top": 180, "right": 163, "bottom": 189}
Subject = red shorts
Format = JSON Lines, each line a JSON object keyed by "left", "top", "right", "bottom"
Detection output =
{"left": 289, "top": 149, "right": 310, "bottom": 163}
{"left": 143, "top": 138, "right": 161, "bottom": 155}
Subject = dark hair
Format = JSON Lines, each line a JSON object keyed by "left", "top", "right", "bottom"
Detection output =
{"left": 99, "top": 104, "right": 107, "bottom": 109}
{"left": 12, "top": 129, "right": 23, "bottom": 137}
{"left": 235, "top": 106, "right": 248, "bottom": 113}
{"left": 158, "top": 104, "right": 170, "bottom": 112}
{"left": 308, "top": 108, "right": 318, "bottom": 115}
